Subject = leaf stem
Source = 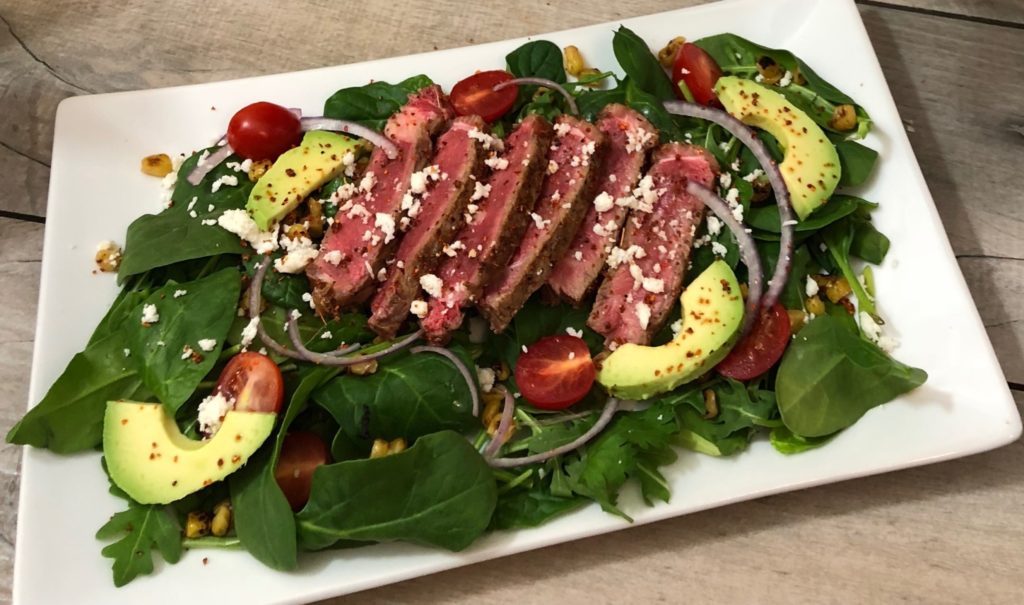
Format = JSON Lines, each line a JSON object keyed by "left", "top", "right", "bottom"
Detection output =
{"left": 182, "top": 536, "right": 242, "bottom": 549}
{"left": 497, "top": 468, "right": 534, "bottom": 494}
{"left": 514, "top": 408, "right": 543, "bottom": 434}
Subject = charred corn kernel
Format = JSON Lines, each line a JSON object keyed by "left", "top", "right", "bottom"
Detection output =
{"left": 751, "top": 178, "right": 772, "bottom": 203}
{"left": 577, "top": 68, "right": 604, "bottom": 87}
{"left": 563, "top": 45, "right": 586, "bottom": 77}
{"left": 248, "top": 159, "right": 273, "bottom": 182}
{"left": 307, "top": 200, "right": 325, "bottom": 239}
{"left": 792, "top": 67, "right": 807, "bottom": 86}
{"left": 141, "top": 153, "right": 173, "bottom": 177}
{"left": 285, "top": 223, "right": 309, "bottom": 241}
{"left": 739, "top": 282, "right": 749, "bottom": 299}
{"left": 657, "top": 36, "right": 687, "bottom": 68}
{"left": 370, "top": 438, "right": 390, "bottom": 459}
{"left": 823, "top": 277, "right": 852, "bottom": 303}
{"left": 481, "top": 392, "right": 503, "bottom": 430}
{"left": 388, "top": 438, "right": 407, "bottom": 454}
{"left": 210, "top": 501, "right": 232, "bottom": 537}
{"left": 348, "top": 359, "right": 378, "bottom": 376}
{"left": 702, "top": 389, "right": 718, "bottom": 419}
{"left": 838, "top": 297, "right": 856, "bottom": 315}
{"left": 185, "top": 512, "right": 210, "bottom": 538}
{"left": 496, "top": 361, "right": 511, "bottom": 381}
{"left": 805, "top": 295, "right": 826, "bottom": 316}
{"left": 787, "top": 309, "right": 808, "bottom": 332}
{"left": 755, "top": 56, "right": 784, "bottom": 85}
{"left": 94, "top": 241, "right": 122, "bottom": 273}
{"left": 829, "top": 104, "right": 858, "bottom": 131}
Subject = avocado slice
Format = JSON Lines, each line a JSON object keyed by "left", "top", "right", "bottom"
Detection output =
{"left": 103, "top": 401, "right": 275, "bottom": 504}
{"left": 246, "top": 130, "right": 363, "bottom": 230}
{"left": 597, "top": 260, "right": 744, "bottom": 400}
{"left": 715, "top": 76, "right": 841, "bottom": 220}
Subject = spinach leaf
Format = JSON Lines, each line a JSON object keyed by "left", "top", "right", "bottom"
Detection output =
{"left": 128, "top": 268, "right": 241, "bottom": 414}
{"left": 612, "top": 26, "right": 676, "bottom": 100}
{"left": 231, "top": 367, "right": 340, "bottom": 571}
{"left": 769, "top": 425, "right": 835, "bottom": 455}
{"left": 296, "top": 430, "right": 497, "bottom": 551}
{"left": 776, "top": 315, "right": 927, "bottom": 437}
{"left": 96, "top": 484, "right": 182, "bottom": 587}
{"left": 89, "top": 286, "right": 153, "bottom": 346}
{"left": 513, "top": 297, "right": 602, "bottom": 355}
{"left": 490, "top": 488, "right": 585, "bottom": 530}
{"left": 623, "top": 78, "right": 685, "bottom": 142}
{"left": 7, "top": 330, "right": 148, "bottom": 453}
{"left": 505, "top": 40, "right": 566, "bottom": 83}
{"left": 243, "top": 255, "right": 311, "bottom": 311}
{"left": 760, "top": 241, "right": 811, "bottom": 310}
{"left": 313, "top": 348, "right": 477, "bottom": 443}
{"left": 834, "top": 140, "right": 878, "bottom": 188}
{"left": 323, "top": 75, "right": 434, "bottom": 130}
{"left": 576, "top": 85, "right": 627, "bottom": 121}
{"left": 118, "top": 149, "right": 253, "bottom": 281}
{"left": 746, "top": 194, "right": 864, "bottom": 235}
{"left": 821, "top": 220, "right": 877, "bottom": 316}
{"left": 850, "top": 217, "right": 890, "bottom": 264}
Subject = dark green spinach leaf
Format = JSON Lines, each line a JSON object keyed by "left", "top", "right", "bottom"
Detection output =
{"left": 612, "top": 26, "right": 676, "bottom": 100}
{"left": 769, "top": 425, "right": 835, "bottom": 454}
{"left": 323, "top": 75, "right": 434, "bottom": 130}
{"left": 505, "top": 40, "right": 566, "bottom": 83}
{"left": 834, "top": 140, "right": 878, "bottom": 187}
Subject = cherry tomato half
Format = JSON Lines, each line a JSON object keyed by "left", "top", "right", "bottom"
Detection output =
{"left": 450, "top": 70, "right": 518, "bottom": 123}
{"left": 672, "top": 43, "right": 724, "bottom": 107}
{"left": 715, "top": 303, "right": 792, "bottom": 381}
{"left": 226, "top": 101, "right": 302, "bottom": 161}
{"left": 213, "top": 352, "right": 284, "bottom": 414}
{"left": 274, "top": 431, "right": 329, "bottom": 511}
{"left": 514, "top": 335, "right": 596, "bottom": 410}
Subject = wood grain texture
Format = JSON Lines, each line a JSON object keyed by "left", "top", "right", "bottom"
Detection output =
{"left": 867, "top": 0, "right": 1024, "bottom": 24}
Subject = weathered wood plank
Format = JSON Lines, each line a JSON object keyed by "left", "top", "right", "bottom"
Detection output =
{"left": 868, "top": 0, "right": 1024, "bottom": 24}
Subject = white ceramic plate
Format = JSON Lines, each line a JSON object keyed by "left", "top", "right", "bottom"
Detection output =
{"left": 14, "top": 0, "right": 1021, "bottom": 602}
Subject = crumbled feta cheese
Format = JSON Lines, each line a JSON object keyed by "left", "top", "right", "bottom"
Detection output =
{"left": 743, "top": 168, "right": 765, "bottom": 183}
{"left": 629, "top": 175, "right": 659, "bottom": 213}
{"left": 706, "top": 216, "right": 722, "bottom": 236}
{"left": 484, "top": 156, "right": 509, "bottom": 171}
{"left": 141, "top": 304, "right": 159, "bottom": 325}
{"left": 359, "top": 171, "right": 376, "bottom": 194}
{"left": 625, "top": 127, "right": 654, "bottom": 154}
{"left": 553, "top": 122, "right": 571, "bottom": 137}
{"left": 323, "top": 250, "right": 342, "bottom": 265}
{"left": 719, "top": 172, "right": 733, "bottom": 189}
{"left": 240, "top": 317, "right": 259, "bottom": 348}
{"left": 197, "top": 392, "right": 235, "bottom": 436}
{"left": 574, "top": 250, "right": 583, "bottom": 261}
{"left": 476, "top": 367, "right": 496, "bottom": 393}
{"left": 642, "top": 276, "right": 665, "bottom": 294}
{"left": 197, "top": 338, "right": 217, "bottom": 352}
{"left": 210, "top": 174, "right": 238, "bottom": 193}
{"left": 217, "top": 209, "right": 279, "bottom": 254}
{"left": 274, "top": 235, "right": 319, "bottom": 273}
{"left": 374, "top": 212, "right": 397, "bottom": 244}
{"left": 530, "top": 212, "right": 551, "bottom": 230}
{"left": 566, "top": 327, "right": 583, "bottom": 338}
{"left": 410, "top": 299, "right": 429, "bottom": 318}
{"left": 635, "top": 302, "right": 652, "bottom": 330}
{"left": 301, "top": 291, "right": 317, "bottom": 310}
{"left": 805, "top": 275, "right": 820, "bottom": 297}
{"left": 376, "top": 267, "right": 387, "bottom": 282}
{"left": 711, "top": 241, "right": 728, "bottom": 257}
{"left": 320, "top": 331, "right": 333, "bottom": 340}
{"left": 547, "top": 160, "right": 559, "bottom": 175}
{"left": 123, "top": 348, "right": 131, "bottom": 357}
{"left": 607, "top": 245, "right": 646, "bottom": 268}
{"left": 670, "top": 319, "right": 684, "bottom": 337}
{"left": 442, "top": 240, "right": 466, "bottom": 257}
{"left": 779, "top": 70, "right": 793, "bottom": 87}
{"left": 420, "top": 274, "right": 443, "bottom": 298}
{"left": 201, "top": 219, "right": 217, "bottom": 226}
{"left": 471, "top": 181, "right": 491, "bottom": 202}
{"left": 207, "top": 204, "right": 215, "bottom": 212}
{"left": 189, "top": 210, "right": 198, "bottom": 219}
{"left": 180, "top": 345, "right": 196, "bottom": 360}
{"left": 468, "top": 128, "right": 502, "bottom": 150}
{"left": 341, "top": 151, "right": 356, "bottom": 177}
{"left": 859, "top": 311, "right": 899, "bottom": 352}
{"left": 593, "top": 191, "right": 614, "bottom": 213}
{"left": 725, "top": 188, "right": 740, "bottom": 205}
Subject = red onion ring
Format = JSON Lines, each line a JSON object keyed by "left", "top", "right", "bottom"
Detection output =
{"left": 488, "top": 398, "right": 620, "bottom": 468}
{"left": 410, "top": 345, "right": 480, "bottom": 418}
{"left": 249, "top": 257, "right": 306, "bottom": 360}
{"left": 494, "top": 77, "right": 578, "bottom": 116}
{"left": 185, "top": 143, "right": 234, "bottom": 186}
{"left": 686, "top": 182, "right": 764, "bottom": 336}
{"left": 300, "top": 117, "right": 398, "bottom": 160}
{"left": 663, "top": 100, "right": 795, "bottom": 309}
{"left": 287, "top": 318, "right": 422, "bottom": 367}
{"left": 483, "top": 387, "right": 515, "bottom": 458}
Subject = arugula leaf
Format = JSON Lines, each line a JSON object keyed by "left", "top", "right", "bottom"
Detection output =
{"left": 7, "top": 330, "right": 148, "bottom": 453}
{"left": 670, "top": 379, "right": 780, "bottom": 457}
{"left": 612, "top": 26, "right": 676, "bottom": 100}
{"left": 128, "top": 268, "right": 241, "bottom": 414}
{"left": 296, "top": 430, "right": 497, "bottom": 551}
{"left": 777, "top": 315, "right": 927, "bottom": 437}
{"left": 118, "top": 148, "right": 253, "bottom": 281}
{"left": 505, "top": 40, "right": 566, "bottom": 83}
{"left": 323, "top": 75, "right": 434, "bottom": 130}
{"left": 490, "top": 488, "right": 585, "bottom": 530}
{"left": 96, "top": 485, "right": 182, "bottom": 587}
{"left": 312, "top": 348, "right": 478, "bottom": 443}
{"left": 769, "top": 425, "right": 835, "bottom": 455}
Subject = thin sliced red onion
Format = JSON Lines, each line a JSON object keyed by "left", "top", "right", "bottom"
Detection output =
{"left": 410, "top": 345, "right": 480, "bottom": 418}
{"left": 186, "top": 143, "right": 234, "bottom": 186}
{"left": 488, "top": 398, "right": 620, "bottom": 468}
{"left": 494, "top": 78, "right": 578, "bottom": 116}
{"left": 686, "top": 182, "right": 764, "bottom": 336}
{"left": 663, "top": 100, "right": 795, "bottom": 309}
{"left": 483, "top": 388, "right": 515, "bottom": 458}
{"left": 300, "top": 117, "right": 398, "bottom": 160}
{"left": 615, "top": 399, "right": 651, "bottom": 412}
{"left": 287, "top": 318, "right": 422, "bottom": 367}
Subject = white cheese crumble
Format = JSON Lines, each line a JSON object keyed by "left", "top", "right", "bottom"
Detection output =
{"left": 547, "top": 160, "right": 559, "bottom": 175}
{"left": 476, "top": 367, "right": 496, "bottom": 393}
{"left": 141, "top": 304, "right": 159, "bottom": 325}
{"left": 210, "top": 174, "right": 238, "bottom": 193}
{"left": 410, "top": 299, "right": 429, "bottom": 318}
{"left": 359, "top": 171, "right": 377, "bottom": 194}
{"left": 805, "top": 275, "right": 820, "bottom": 297}
{"left": 625, "top": 127, "right": 654, "bottom": 154}
{"left": 779, "top": 70, "right": 794, "bottom": 87}
{"left": 553, "top": 122, "right": 571, "bottom": 137}
{"left": 197, "top": 338, "right": 217, "bottom": 352}
{"left": 320, "top": 331, "right": 333, "bottom": 340}
{"left": 217, "top": 209, "right": 279, "bottom": 254}
{"left": 719, "top": 172, "right": 733, "bottom": 189}
{"left": 375, "top": 212, "right": 397, "bottom": 244}
{"left": 566, "top": 327, "right": 583, "bottom": 338}
{"left": 593, "top": 191, "right": 614, "bottom": 213}
{"left": 642, "top": 276, "right": 665, "bottom": 294}
{"left": 301, "top": 291, "right": 316, "bottom": 310}
{"left": 180, "top": 345, "right": 196, "bottom": 360}
{"left": 529, "top": 212, "right": 551, "bottom": 230}
{"left": 443, "top": 240, "right": 466, "bottom": 257}
{"left": 468, "top": 128, "right": 502, "bottom": 150}
{"left": 742, "top": 168, "right": 765, "bottom": 183}
{"left": 574, "top": 250, "right": 583, "bottom": 261}
{"left": 471, "top": 181, "right": 491, "bottom": 202}
{"left": 274, "top": 235, "right": 319, "bottom": 274}
{"left": 485, "top": 156, "right": 509, "bottom": 171}
{"left": 607, "top": 245, "right": 646, "bottom": 268}
{"left": 420, "top": 274, "right": 443, "bottom": 298}
{"left": 240, "top": 317, "right": 260, "bottom": 348}
{"left": 635, "top": 302, "right": 652, "bottom": 330}
{"left": 711, "top": 241, "right": 728, "bottom": 257}
{"left": 322, "top": 250, "right": 343, "bottom": 266}
{"left": 670, "top": 318, "right": 684, "bottom": 337}
{"left": 197, "top": 392, "right": 235, "bottom": 437}
{"left": 859, "top": 311, "right": 898, "bottom": 352}
{"left": 706, "top": 216, "right": 722, "bottom": 237}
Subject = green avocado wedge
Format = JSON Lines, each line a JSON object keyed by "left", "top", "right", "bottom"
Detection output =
{"left": 103, "top": 401, "right": 275, "bottom": 504}
{"left": 597, "top": 260, "right": 744, "bottom": 400}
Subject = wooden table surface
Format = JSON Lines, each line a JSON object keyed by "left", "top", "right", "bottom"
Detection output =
{"left": 1, "top": 0, "right": 1022, "bottom": 602}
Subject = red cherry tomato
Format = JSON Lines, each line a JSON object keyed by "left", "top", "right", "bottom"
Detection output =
{"left": 715, "top": 303, "right": 792, "bottom": 381}
{"left": 515, "top": 335, "right": 596, "bottom": 410}
{"left": 274, "top": 431, "right": 329, "bottom": 511}
{"left": 226, "top": 101, "right": 302, "bottom": 161}
{"left": 672, "top": 43, "right": 724, "bottom": 107}
{"left": 213, "top": 352, "right": 284, "bottom": 414}
{"left": 450, "top": 70, "right": 518, "bottom": 123}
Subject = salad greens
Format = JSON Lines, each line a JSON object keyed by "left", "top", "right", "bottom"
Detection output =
{"left": 8, "top": 26, "right": 927, "bottom": 588}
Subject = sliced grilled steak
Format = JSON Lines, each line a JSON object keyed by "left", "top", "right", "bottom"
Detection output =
{"left": 367, "top": 116, "right": 488, "bottom": 338}
{"left": 421, "top": 115, "right": 554, "bottom": 343}
{"left": 478, "top": 115, "right": 607, "bottom": 333}
{"left": 307, "top": 85, "right": 454, "bottom": 314}
{"left": 587, "top": 143, "right": 719, "bottom": 349}
{"left": 547, "top": 104, "right": 658, "bottom": 304}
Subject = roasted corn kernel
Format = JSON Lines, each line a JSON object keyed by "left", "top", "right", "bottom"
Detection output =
{"left": 285, "top": 223, "right": 309, "bottom": 241}
{"left": 370, "top": 438, "right": 390, "bottom": 459}
{"left": 755, "top": 56, "right": 784, "bottom": 86}
{"left": 481, "top": 392, "right": 503, "bottom": 431}
{"left": 210, "top": 501, "right": 232, "bottom": 537}
{"left": 185, "top": 511, "right": 210, "bottom": 538}
{"left": 787, "top": 309, "right": 808, "bottom": 332}
{"left": 702, "top": 389, "right": 718, "bottom": 419}
{"left": 307, "top": 200, "right": 325, "bottom": 239}
{"left": 657, "top": 36, "right": 687, "bottom": 68}
{"left": 248, "top": 159, "right": 273, "bottom": 182}
{"left": 577, "top": 68, "right": 605, "bottom": 87}
{"left": 94, "top": 241, "right": 122, "bottom": 273}
{"left": 348, "top": 359, "right": 378, "bottom": 376}
{"left": 141, "top": 153, "right": 173, "bottom": 177}
{"left": 496, "top": 361, "right": 511, "bottom": 381}
{"left": 388, "top": 438, "right": 407, "bottom": 454}
{"left": 829, "top": 104, "right": 858, "bottom": 131}
{"left": 563, "top": 45, "right": 586, "bottom": 77}
{"left": 805, "top": 295, "right": 826, "bottom": 316}
{"left": 814, "top": 275, "right": 852, "bottom": 303}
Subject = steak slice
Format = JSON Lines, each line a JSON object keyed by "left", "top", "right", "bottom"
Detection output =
{"left": 421, "top": 115, "right": 554, "bottom": 343}
{"left": 367, "top": 116, "right": 488, "bottom": 338}
{"left": 587, "top": 143, "right": 719, "bottom": 349}
{"left": 547, "top": 104, "right": 658, "bottom": 304}
{"left": 478, "top": 115, "right": 607, "bottom": 333}
{"left": 307, "top": 85, "right": 453, "bottom": 314}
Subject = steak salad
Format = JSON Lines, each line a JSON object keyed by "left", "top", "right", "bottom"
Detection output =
{"left": 9, "top": 28, "right": 926, "bottom": 586}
